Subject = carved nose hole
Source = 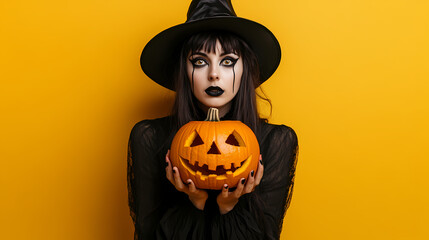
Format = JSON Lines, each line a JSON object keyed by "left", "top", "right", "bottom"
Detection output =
{"left": 207, "top": 141, "right": 221, "bottom": 154}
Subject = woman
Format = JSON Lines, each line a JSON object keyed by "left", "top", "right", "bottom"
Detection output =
{"left": 127, "top": 1, "right": 298, "bottom": 239}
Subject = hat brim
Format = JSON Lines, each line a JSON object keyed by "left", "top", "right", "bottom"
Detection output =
{"left": 140, "top": 16, "right": 281, "bottom": 91}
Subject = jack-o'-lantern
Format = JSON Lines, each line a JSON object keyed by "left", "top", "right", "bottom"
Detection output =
{"left": 170, "top": 108, "right": 260, "bottom": 190}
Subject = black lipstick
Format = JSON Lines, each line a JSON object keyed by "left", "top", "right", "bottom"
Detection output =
{"left": 205, "top": 86, "right": 224, "bottom": 97}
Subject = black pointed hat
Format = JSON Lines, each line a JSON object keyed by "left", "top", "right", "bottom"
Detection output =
{"left": 140, "top": 0, "right": 281, "bottom": 91}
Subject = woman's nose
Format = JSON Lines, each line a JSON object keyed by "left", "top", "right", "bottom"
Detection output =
{"left": 208, "top": 65, "right": 220, "bottom": 81}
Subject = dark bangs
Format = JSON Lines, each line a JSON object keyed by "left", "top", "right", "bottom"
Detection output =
{"left": 183, "top": 31, "right": 244, "bottom": 57}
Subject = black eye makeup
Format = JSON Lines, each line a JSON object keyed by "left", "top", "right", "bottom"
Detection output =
{"left": 189, "top": 57, "right": 208, "bottom": 67}
{"left": 220, "top": 57, "right": 239, "bottom": 67}
{"left": 189, "top": 55, "right": 239, "bottom": 68}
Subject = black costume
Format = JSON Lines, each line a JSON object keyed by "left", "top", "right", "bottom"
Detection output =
{"left": 132, "top": 1, "right": 296, "bottom": 238}
{"left": 127, "top": 111, "right": 298, "bottom": 240}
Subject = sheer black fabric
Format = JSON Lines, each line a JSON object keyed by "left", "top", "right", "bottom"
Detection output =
{"left": 127, "top": 114, "right": 298, "bottom": 240}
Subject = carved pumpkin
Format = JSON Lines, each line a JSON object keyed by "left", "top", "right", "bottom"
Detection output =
{"left": 170, "top": 108, "right": 260, "bottom": 190}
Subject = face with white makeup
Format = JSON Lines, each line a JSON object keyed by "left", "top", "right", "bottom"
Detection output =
{"left": 186, "top": 40, "right": 243, "bottom": 117}
{"left": 172, "top": 31, "right": 263, "bottom": 128}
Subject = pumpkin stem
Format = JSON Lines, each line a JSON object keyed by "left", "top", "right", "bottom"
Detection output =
{"left": 205, "top": 108, "right": 220, "bottom": 122}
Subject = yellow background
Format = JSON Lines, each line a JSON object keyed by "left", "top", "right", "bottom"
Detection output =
{"left": 1, "top": 0, "right": 428, "bottom": 239}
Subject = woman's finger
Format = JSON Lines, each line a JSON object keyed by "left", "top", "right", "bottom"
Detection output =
{"left": 187, "top": 179, "right": 197, "bottom": 193}
{"left": 254, "top": 156, "right": 264, "bottom": 186}
{"left": 165, "top": 151, "right": 173, "bottom": 182}
{"left": 221, "top": 184, "right": 229, "bottom": 198}
{"left": 172, "top": 166, "right": 185, "bottom": 190}
{"left": 243, "top": 170, "right": 255, "bottom": 193}
{"left": 234, "top": 178, "right": 245, "bottom": 197}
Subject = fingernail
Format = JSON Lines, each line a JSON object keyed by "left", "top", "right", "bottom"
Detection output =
{"left": 241, "top": 178, "right": 245, "bottom": 184}
{"left": 251, "top": 170, "right": 254, "bottom": 177}
{"left": 186, "top": 181, "right": 191, "bottom": 185}
{"left": 224, "top": 185, "right": 228, "bottom": 189}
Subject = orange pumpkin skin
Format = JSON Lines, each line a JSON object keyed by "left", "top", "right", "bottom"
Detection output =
{"left": 170, "top": 109, "right": 260, "bottom": 190}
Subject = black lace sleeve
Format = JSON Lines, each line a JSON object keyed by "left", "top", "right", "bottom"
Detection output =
{"left": 258, "top": 125, "right": 299, "bottom": 239}
{"left": 127, "top": 120, "right": 164, "bottom": 239}
{"left": 127, "top": 119, "right": 206, "bottom": 240}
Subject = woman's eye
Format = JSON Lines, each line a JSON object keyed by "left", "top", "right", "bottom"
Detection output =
{"left": 221, "top": 58, "right": 238, "bottom": 66}
{"left": 223, "top": 59, "right": 232, "bottom": 65}
{"left": 195, "top": 60, "right": 205, "bottom": 65}
{"left": 190, "top": 58, "right": 207, "bottom": 66}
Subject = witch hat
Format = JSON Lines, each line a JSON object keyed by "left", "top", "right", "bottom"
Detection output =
{"left": 140, "top": 0, "right": 281, "bottom": 91}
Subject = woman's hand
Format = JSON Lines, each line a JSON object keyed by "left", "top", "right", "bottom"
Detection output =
{"left": 216, "top": 155, "right": 264, "bottom": 215}
{"left": 165, "top": 150, "right": 208, "bottom": 210}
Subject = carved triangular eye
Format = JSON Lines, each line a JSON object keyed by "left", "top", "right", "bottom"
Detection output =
{"left": 225, "top": 134, "right": 239, "bottom": 146}
{"left": 225, "top": 130, "right": 246, "bottom": 147}
{"left": 190, "top": 133, "right": 204, "bottom": 147}
{"left": 184, "top": 130, "right": 204, "bottom": 147}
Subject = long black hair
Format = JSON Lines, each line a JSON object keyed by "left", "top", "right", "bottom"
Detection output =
{"left": 170, "top": 31, "right": 271, "bottom": 133}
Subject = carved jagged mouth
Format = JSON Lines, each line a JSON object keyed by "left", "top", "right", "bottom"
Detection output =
{"left": 179, "top": 155, "right": 252, "bottom": 180}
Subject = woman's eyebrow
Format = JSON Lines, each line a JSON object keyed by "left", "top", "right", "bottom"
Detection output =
{"left": 190, "top": 52, "right": 208, "bottom": 57}
{"left": 220, "top": 51, "right": 238, "bottom": 57}
{"left": 190, "top": 51, "right": 238, "bottom": 57}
